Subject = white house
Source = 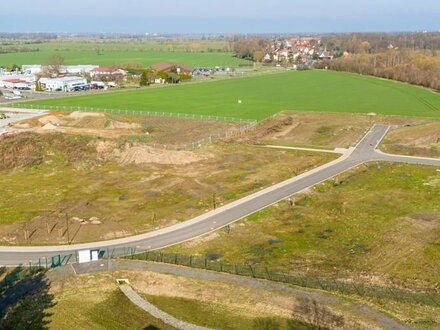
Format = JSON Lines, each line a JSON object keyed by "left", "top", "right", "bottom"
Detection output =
{"left": 40, "top": 77, "right": 88, "bottom": 92}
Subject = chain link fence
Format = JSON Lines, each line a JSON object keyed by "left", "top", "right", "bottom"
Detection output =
{"left": 4, "top": 103, "right": 258, "bottom": 150}
{"left": 23, "top": 246, "right": 440, "bottom": 307}
{"left": 127, "top": 250, "right": 440, "bottom": 308}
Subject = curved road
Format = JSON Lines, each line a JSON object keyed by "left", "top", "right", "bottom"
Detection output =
{"left": 1, "top": 124, "right": 440, "bottom": 265}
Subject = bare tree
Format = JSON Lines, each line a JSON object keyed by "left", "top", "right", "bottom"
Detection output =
{"left": 44, "top": 55, "right": 65, "bottom": 76}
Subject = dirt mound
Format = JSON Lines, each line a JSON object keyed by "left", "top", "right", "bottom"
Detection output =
{"left": 38, "top": 115, "right": 61, "bottom": 126}
{"left": 68, "top": 111, "right": 105, "bottom": 119}
{"left": 71, "top": 116, "right": 107, "bottom": 129}
{"left": 0, "top": 133, "right": 44, "bottom": 170}
{"left": 106, "top": 120, "right": 141, "bottom": 129}
{"left": 42, "top": 123, "right": 58, "bottom": 130}
{"left": 116, "top": 146, "right": 209, "bottom": 165}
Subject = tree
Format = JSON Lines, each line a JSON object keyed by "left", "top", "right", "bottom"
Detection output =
{"left": 35, "top": 80, "right": 44, "bottom": 92}
{"left": 45, "top": 55, "right": 64, "bottom": 75}
{"left": 139, "top": 72, "right": 149, "bottom": 86}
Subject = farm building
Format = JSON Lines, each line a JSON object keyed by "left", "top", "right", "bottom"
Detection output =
{"left": 40, "top": 77, "right": 88, "bottom": 92}
{"left": 151, "top": 62, "right": 194, "bottom": 75}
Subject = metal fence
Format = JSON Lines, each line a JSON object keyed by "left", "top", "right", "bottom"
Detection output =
{"left": 128, "top": 251, "right": 440, "bottom": 308}
{"left": 4, "top": 103, "right": 258, "bottom": 151}
{"left": 4, "top": 103, "right": 255, "bottom": 124}
{"left": 23, "top": 247, "right": 440, "bottom": 307}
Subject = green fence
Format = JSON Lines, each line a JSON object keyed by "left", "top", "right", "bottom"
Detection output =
{"left": 129, "top": 251, "right": 440, "bottom": 308}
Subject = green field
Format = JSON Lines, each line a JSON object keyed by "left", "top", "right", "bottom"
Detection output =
{"left": 0, "top": 41, "right": 249, "bottom": 68}
{"left": 26, "top": 70, "right": 440, "bottom": 120}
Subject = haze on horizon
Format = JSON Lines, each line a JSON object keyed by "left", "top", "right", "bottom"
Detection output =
{"left": 1, "top": 0, "right": 439, "bottom": 34}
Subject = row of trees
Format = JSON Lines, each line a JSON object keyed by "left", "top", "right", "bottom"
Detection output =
{"left": 315, "top": 50, "right": 440, "bottom": 90}
{"left": 322, "top": 32, "right": 440, "bottom": 53}
{"left": 0, "top": 46, "right": 39, "bottom": 54}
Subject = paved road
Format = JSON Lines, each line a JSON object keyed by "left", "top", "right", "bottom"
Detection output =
{"left": 0, "top": 108, "right": 47, "bottom": 130}
{"left": 0, "top": 124, "right": 439, "bottom": 265}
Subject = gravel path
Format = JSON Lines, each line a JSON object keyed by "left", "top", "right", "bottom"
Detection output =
{"left": 119, "top": 284, "right": 212, "bottom": 330}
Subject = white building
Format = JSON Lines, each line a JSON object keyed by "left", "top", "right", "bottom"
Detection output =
{"left": 22, "top": 64, "right": 99, "bottom": 76}
{"left": 0, "top": 74, "right": 35, "bottom": 89}
{"left": 40, "top": 77, "right": 87, "bottom": 92}
{"left": 59, "top": 65, "right": 99, "bottom": 75}
{"left": 22, "top": 65, "right": 43, "bottom": 75}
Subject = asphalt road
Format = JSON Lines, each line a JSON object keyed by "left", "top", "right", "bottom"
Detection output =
{"left": 0, "top": 108, "right": 47, "bottom": 129}
{"left": 0, "top": 124, "right": 439, "bottom": 266}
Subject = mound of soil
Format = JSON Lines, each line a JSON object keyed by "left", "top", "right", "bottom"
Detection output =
{"left": 0, "top": 133, "right": 44, "bottom": 170}
{"left": 68, "top": 111, "right": 105, "bottom": 119}
{"left": 0, "top": 133, "right": 95, "bottom": 169}
{"left": 38, "top": 115, "right": 62, "bottom": 126}
{"left": 106, "top": 120, "right": 141, "bottom": 129}
{"left": 116, "top": 145, "right": 209, "bottom": 165}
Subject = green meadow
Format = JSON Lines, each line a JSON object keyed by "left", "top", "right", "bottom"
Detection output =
{"left": 26, "top": 70, "right": 440, "bottom": 120}
{"left": 0, "top": 41, "right": 249, "bottom": 68}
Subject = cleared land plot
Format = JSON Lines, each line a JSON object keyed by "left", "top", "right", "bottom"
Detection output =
{"left": 25, "top": 70, "right": 440, "bottom": 120}
{"left": 167, "top": 163, "right": 440, "bottom": 292}
{"left": 13, "top": 111, "right": 244, "bottom": 146}
{"left": 381, "top": 122, "right": 440, "bottom": 158}
{"left": 0, "top": 41, "right": 249, "bottom": 67}
{"left": 238, "top": 112, "right": 432, "bottom": 149}
{"left": 0, "top": 133, "right": 334, "bottom": 245}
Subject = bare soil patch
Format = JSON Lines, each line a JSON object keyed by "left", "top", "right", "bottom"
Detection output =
{"left": 13, "top": 111, "right": 245, "bottom": 146}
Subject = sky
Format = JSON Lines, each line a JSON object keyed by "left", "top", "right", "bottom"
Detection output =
{"left": 1, "top": 0, "right": 439, "bottom": 34}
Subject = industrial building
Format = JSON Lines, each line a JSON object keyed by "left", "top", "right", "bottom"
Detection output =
{"left": 39, "top": 76, "right": 88, "bottom": 92}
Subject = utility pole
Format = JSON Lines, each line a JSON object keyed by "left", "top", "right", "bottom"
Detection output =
{"left": 212, "top": 193, "right": 217, "bottom": 209}
{"left": 66, "top": 213, "right": 70, "bottom": 244}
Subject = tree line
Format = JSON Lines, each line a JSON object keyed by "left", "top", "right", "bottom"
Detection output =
{"left": 321, "top": 32, "right": 440, "bottom": 53}
{"left": 315, "top": 50, "right": 440, "bottom": 91}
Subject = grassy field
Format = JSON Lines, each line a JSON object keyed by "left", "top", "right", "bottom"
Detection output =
{"left": 0, "top": 269, "right": 325, "bottom": 330}
{"left": 0, "top": 41, "right": 249, "bottom": 68}
{"left": 381, "top": 122, "right": 440, "bottom": 157}
{"left": 166, "top": 163, "right": 440, "bottom": 289}
{"left": 26, "top": 70, "right": 440, "bottom": 120}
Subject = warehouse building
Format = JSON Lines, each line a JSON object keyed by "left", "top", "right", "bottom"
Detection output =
{"left": 39, "top": 77, "right": 88, "bottom": 92}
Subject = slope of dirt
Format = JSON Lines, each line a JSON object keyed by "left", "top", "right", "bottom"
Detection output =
{"left": 116, "top": 145, "right": 210, "bottom": 165}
